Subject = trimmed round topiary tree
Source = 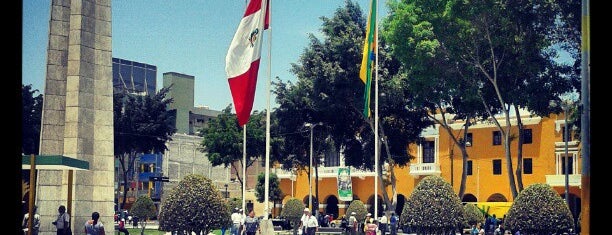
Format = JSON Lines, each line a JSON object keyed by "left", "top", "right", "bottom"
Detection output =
{"left": 346, "top": 200, "right": 368, "bottom": 223}
{"left": 281, "top": 198, "right": 305, "bottom": 235}
{"left": 401, "top": 175, "right": 465, "bottom": 234}
{"left": 463, "top": 203, "right": 484, "bottom": 228}
{"left": 158, "top": 174, "right": 231, "bottom": 235}
{"left": 504, "top": 183, "right": 574, "bottom": 234}
{"left": 131, "top": 195, "right": 157, "bottom": 234}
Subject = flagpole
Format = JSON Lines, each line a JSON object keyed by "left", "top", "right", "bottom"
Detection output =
{"left": 264, "top": 0, "right": 272, "bottom": 220}
{"left": 243, "top": 126, "right": 246, "bottom": 215}
{"left": 373, "top": 0, "right": 379, "bottom": 220}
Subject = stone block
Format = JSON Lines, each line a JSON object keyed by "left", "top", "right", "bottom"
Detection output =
{"left": 95, "top": 35, "right": 112, "bottom": 51}
{"left": 51, "top": 4, "right": 70, "bottom": 22}
{"left": 48, "top": 49, "right": 68, "bottom": 67}
{"left": 37, "top": 170, "right": 65, "bottom": 186}
{"left": 64, "top": 90, "right": 80, "bottom": 107}
{"left": 75, "top": 184, "right": 94, "bottom": 199}
{"left": 42, "top": 109, "right": 66, "bottom": 126}
{"left": 96, "top": 49, "right": 112, "bottom": 66}
{"left": 41, "top": 123, "right": 65, "bottom": 140}
{"left": 81, "top": 0, "right": 95, "bottom": 17}
{"left": 92, "top": 153, "right": 115, "bottom": 170}
{"left": 44, "top": 80, "right": 66, "bottom": 95}
{"left": 39, "top": 139, "right": 64, "bottom": 155}
{"left": 79, "top": 133, "right": 95, "bottom": 154}
{"left": 95, "top": 4, "right": 111, "bottom": 21}
{"left": 50, "top": 20, "right": 69, "bottom": 36}
{"left": 49, "top": 35, "right": 68, "bottom": 51}
{"left": 65, "top": 105, "right": 79, "bottom": 122}
{"left": 94, "top": 94, "right": 113, "bottom": 111}
{"left": 74, "top": 170, "right": 94, "bottom": 186}
{"left": 44, "top": 95, "right": 66, "bottom": 111}
{"left": 52, "top": 0, "right": 69, "bottom": 7}
{"left": 95, "top": 19, "right": 112, "bottom": 37}
{"left": 45, "top": 64, "right": 67, "bottom": 80}
{"left": 68, "top": 45, "right": 95, "bottom": 63}
{"left": 62, "top": 137, "right": 78, "bottom": 155}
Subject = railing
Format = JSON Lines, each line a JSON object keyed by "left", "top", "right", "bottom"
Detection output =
{"left": 554, "top": 140, "right": 580, "bottom": 152}
{"left": 409, "top": 163, "right": 441, "bottom": 177}
{"left": 274, "top": 166, "right": 376, "bottom": 179}
{"left": 545, "top": 174, "right": 582, "bottom": 187}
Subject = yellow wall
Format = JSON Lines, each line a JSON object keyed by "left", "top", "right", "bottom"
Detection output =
{"left": 277, "top": 114, "right": 581, "bottom": 218}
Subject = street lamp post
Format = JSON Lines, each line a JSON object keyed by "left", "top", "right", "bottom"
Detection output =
{"left": 305, "top": 122, "right": 323, "bottom": 213}
{"left": 562, "top": 103, "right": 570, "bottom": 206}
{"left": 550, "top": 98, "right": 575, "bottom": 206}
{"left": 225, "top": 184, "right": 229, "bottom": 199}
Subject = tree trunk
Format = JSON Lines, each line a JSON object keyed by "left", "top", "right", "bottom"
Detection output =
{"left": 514, "top": 105, "right": 525, "bottom": 192}
{"left": 457, "top": 117, "right": 471, "bottom": 199}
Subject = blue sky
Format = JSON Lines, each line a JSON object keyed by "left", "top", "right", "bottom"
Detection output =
{"left": 23, "top": 0, "right": 387, "bottom": 112}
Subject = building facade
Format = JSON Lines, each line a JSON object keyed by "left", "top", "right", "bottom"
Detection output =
{"left": 112, "top": 57, "right": 157, "bottom": 95}
{"left": 275, "top": 111, "right": 582, "bottom": 223}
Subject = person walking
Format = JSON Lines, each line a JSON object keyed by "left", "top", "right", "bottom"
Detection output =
{"left": 304, "top": 209, "right": 319, "bottom": 235}
{"left": 389, "top": 212, "right": 398, "bottom": 235}
{"left": 84, "top": 212, "right": 105, "bottom": 235}
{"left": 117, "top": 217, "right": 129, "bottom": 235}
{"left": 243, "top": 210, "right": 260, "bottom": 235}
{"left": 230, "top": 208, "right": 242, "bottom": 235}
{"left": 378, "top": 212, "right": 388, "bottom": 235}
{"left": 348, "top": 212, "right": 357, "bottom": 235}
{"left": 22, "top": 205, "right": 41, "bottom": 235}
{"left": 300, "top": 208, "right": 310, "bottom": 235}
{"left": 52, "top": 205, "right": 70, "bottom": 235}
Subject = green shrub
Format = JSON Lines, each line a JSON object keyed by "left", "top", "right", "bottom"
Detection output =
{"left": 504, "top": 183, "right": 574, "bottom": 234}
{"left": 401, "top": 175, "right": 464, "bottom": 234}
{"left": 281, "top": 198, "right": 305, "bottom": 235}
{"left": 463, "top": 203, "right": 484, "bottom": 227}
{"left": 131, "top": 195, "right": 157, "bottom": 234}
{"left": 346, "top": 200, "right": 368, "bottom": 222}
{"left": 158, "top": 174, "right": 231, "bottom": 234}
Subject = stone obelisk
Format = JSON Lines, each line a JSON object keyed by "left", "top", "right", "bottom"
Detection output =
{"left": 37, "top": 0, "right": 114, "bottom": 234}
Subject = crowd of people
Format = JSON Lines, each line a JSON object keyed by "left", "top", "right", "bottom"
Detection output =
{"left": 21, "top": 205, "right": 106, "bottom": 235}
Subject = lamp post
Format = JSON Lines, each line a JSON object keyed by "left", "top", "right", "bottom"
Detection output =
{"left": 225, "top": 184, "right": 229, "bottom": 199}
{"left": 305, "top": 122, "right": 323, "bottom": 212}
{"left": 550, "top": 97, "right": 576, "bottom": 206}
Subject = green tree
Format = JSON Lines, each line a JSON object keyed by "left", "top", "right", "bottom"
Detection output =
{"left": 281, "top": 198, "right": 306, "bottom": 235}
{"left": 381, "top": 0, "right": 578, "bottom": 198}
{"left": 401, "top": 175, "right": 464, "bottom": 234}
{"left": 131, "top": 195, "right": 157, "bottom": 235}
{"left": 463, "top": 203, "right": 484, "bottom": 228}
{"left": 504, "top": 183, "right": 574, "bottom": 234}
{"left": 274, "top": 0, "right": 430, "bottom": 214}
{"left": 199, "top": 105, "right": 267, "bottom": 193}
{"left": 114, "top": 87, "right": 176, "bottom": 210}
{"left": 346, "top": 200, "right": 368, "bottom": 227}
{"left": 22, "top": 84, "right": 43, "bottom": 155}
{"left": 255, "top": 172, "right": 283, "bottom": 211}
{"left": 158, "top": 174, "right": 231, "bottom": 235}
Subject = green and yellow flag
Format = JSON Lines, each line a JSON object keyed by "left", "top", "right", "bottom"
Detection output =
{"left": 359, "top": 0, "right": 377, "bottom": 118}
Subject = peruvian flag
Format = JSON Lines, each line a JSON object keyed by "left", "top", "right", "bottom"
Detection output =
{"left": 225, "top": 0, "right": 270, "bottom": 126}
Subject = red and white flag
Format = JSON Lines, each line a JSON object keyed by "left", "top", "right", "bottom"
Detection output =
{"left": 225, "top": 0, "right": 270, "bottom": 126}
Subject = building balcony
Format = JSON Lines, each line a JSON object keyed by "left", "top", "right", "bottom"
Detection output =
{"left": 274, "top": 166, "right": 376, "bottom": 180}
{"left": 554, "top": 140, "right": 580, "bottom": 152}
{"left": 545, "top": 174, "right": 581, "bottom": 188}
{"left": 409, "top": 163, "right": 441, "bottom": 178}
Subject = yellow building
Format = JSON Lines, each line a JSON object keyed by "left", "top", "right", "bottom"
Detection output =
{"left": 274, "top": 110, "right": 582, "bottom": 222}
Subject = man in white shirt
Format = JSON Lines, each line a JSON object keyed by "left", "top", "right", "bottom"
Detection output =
{"left": 300, "top": 208, "right": 310, "bottom": 235}
{"left": 304, "top": 209, "right": 319, "bottom": 235}
{"left": 379, "top": 212, "right": 388, "bottom": 235}
{"left": 230, "top": 208, "right": 242, "bottom": 235}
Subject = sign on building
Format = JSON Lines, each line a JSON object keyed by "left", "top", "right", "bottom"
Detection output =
{"left": 337, "top": 167, "right": 353, "bottom": 201}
